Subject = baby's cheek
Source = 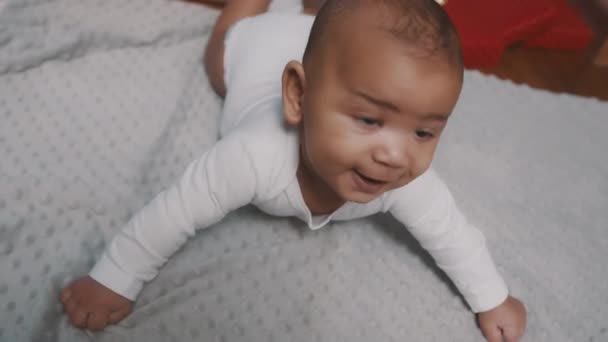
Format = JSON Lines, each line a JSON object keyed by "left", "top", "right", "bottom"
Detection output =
{"left": 321, "top": 137, "right": 353, "bottom": 160}
{"left": 392, "top": 176, "right": 413, "bottom": 191}
{"left": 413, "top": 156, "right": 434, "bottom": 178}
{"left": 414, "top": 143, "right": 437, "bottom": 167}
{"left": 306, "top": 138, "right": 345, "bottom": 174}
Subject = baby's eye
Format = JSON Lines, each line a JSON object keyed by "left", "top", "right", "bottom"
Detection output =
{"left": 357, "top": 116, "right": 381, "bottom": 126}
{"left": 415, "top": 130, "right": 434, "bottom": 139}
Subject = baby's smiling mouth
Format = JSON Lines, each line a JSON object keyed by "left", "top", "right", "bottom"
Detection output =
{"left": 354, "top": 170, "right": 388, "bottom": 184}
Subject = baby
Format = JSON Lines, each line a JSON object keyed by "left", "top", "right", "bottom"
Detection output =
{"left": 60, "top": 0, "right": 527, "bottom": 340}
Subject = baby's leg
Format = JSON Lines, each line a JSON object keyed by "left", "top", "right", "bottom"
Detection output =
{"left": 204, "top": 0, "right": 271, "bottom": 97}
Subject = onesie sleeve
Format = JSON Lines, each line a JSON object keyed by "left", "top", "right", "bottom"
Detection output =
{"left": 89, "top": 136, "right": 257, "bottom": 300}
{"left": 387, "top": 169, "right": 509, "bottom": 313}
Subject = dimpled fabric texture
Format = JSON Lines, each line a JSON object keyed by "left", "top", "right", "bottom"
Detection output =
{"left": 1, "top": 0, "right": 608, "bottom": 341}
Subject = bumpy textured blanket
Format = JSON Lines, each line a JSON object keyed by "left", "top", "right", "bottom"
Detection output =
{"left": 0, "top": 0, "right": 607, "bottom": 341}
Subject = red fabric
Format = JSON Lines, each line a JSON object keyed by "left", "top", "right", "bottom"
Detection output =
{"left": 524, "top": 0, "right": 593, "bottom": 50}
{"left": 444, "top": 0, "right": 557, "bottom": 68}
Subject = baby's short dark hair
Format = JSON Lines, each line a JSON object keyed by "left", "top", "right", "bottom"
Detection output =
{"left": 303, "top": 0, "right": 463, "bottom": 71}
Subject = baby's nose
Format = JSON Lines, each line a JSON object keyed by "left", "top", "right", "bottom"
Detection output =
{"left": 372, "top": 141, "right": 409, "bottom": 169}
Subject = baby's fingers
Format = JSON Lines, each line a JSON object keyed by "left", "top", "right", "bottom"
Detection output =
{"left": 63, "top": 298, "right": 78, "bottom": 314}
{"left": 86, "top": 311, "right": 110, "bottom": 331}
{"left": 68, "top": 308, "right": 89, "bottom": 329}
{"left": 480, "top": 324, "right": 503, "bottom": 342}
{"left": 503, "top": 325, "right": 525, "bottom": 342}
{"left": 59, "top": 288, "right": 72, "bottom": 304}
{"left": 108, "top": 305, "right": 132, "bottom": 324}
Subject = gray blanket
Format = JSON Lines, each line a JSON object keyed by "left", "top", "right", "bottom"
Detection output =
{"left": 1, "top": 0, "right": 607, "bottom": 341}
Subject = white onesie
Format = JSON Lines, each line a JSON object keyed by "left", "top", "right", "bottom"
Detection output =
{"left": 90, "top": 12, "right": 508, "bottom": 313}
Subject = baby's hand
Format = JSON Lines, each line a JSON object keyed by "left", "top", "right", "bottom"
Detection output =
{"left": 60, "top": 276, "right": 133, "bottom": 331}
{"left": 477, "top": 296, "right": 527, "bottom": 342}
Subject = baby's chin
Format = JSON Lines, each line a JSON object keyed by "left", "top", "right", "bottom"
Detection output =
{"left": 339, "top": 190, "right": 385, "bottom": 204}
{"left": 338, "top": 180, "right": 409, "bottom": 203}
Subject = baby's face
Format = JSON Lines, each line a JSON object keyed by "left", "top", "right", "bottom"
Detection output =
{"left": 285, "top": 24, "right": 462, "bottom": 206}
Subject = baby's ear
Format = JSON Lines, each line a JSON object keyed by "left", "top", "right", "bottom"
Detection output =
{"left": 281, "top": 60, "right": 306, "bottom": 126}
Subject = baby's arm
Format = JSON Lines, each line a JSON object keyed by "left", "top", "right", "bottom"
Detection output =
{"left": 61, "top": 136, "right": 257, "bottom": 330}
{"left": 388, "top": 169, "right": 526, "bottom": 341}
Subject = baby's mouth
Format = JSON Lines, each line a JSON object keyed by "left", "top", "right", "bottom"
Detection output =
{"left": 354, "top": 170, "right": 388, "bottom": 185}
